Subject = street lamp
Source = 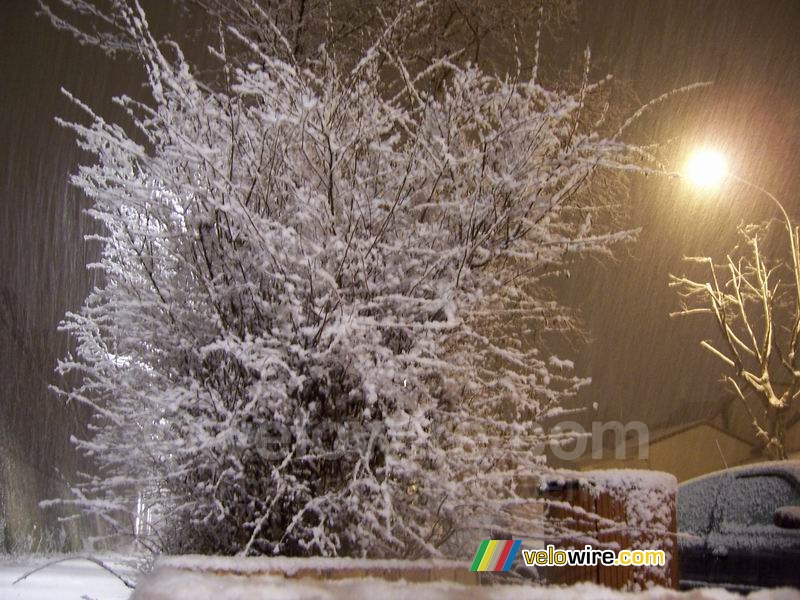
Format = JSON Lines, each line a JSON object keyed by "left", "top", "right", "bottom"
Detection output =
{"left": 682, "top": 147, "right": 800, "bottom": 299}
{"left": 683, "top": 148, "right": 788, "bottom": 224}
{"left": 684, "top": 149, "right": 727, "bottom": 190}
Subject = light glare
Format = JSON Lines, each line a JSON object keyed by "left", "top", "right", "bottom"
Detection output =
{"left": 685, "top": 149, "right": 727, "bottom": 189}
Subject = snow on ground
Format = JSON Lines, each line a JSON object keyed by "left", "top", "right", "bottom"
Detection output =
{"left": 131, "top": 568, "right": 800, "bottom": 600}
{"left": 0, "top": 555, "right": 138, "bottom": 600}
{"left": 2, "top": 555, "right": 800, "bottom": 600}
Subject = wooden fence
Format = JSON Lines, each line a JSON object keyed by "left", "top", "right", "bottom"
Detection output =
{"left": 535, "top": 471, "right": 678, "bottom": 589}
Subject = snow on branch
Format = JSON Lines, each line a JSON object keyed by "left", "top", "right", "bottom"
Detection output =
{"left": 671, "top": 220, "right": 800, "bottom": 460}
{"left": 49, "top": 0, "right": 664, "bottom": 559}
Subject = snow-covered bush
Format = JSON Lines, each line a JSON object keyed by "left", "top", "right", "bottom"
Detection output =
{"left": 48, "top": 1, "right": 659, "bottom": 558}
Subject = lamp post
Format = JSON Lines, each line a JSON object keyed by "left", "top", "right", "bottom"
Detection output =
{"left": 683, "top": 148, "right": 800, "bottom": 300}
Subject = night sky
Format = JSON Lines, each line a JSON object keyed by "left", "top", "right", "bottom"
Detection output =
{"left": 2, "top": 0, "right": 800, "bottom": 527}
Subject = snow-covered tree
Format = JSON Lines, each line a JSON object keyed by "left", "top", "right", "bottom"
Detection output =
{"left": 671, "top": 217, "right": 800, "bottom": 461}
{"left": 39, "top": 0, "right": 577, "bottom": 71}
{"left": 47, "top": 0, "right": 662, "bottom": 557}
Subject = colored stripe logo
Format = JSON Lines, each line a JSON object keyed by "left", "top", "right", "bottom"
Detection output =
{"left": 469, "top": 539, "right": 522, "bottom": 572}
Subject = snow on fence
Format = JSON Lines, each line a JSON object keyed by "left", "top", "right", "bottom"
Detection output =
{"left": 536, "top": 469, "right": 678, "bottom": 590}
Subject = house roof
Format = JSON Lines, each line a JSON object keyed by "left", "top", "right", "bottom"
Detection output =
{"left": 598, "top": 395, "right": 800, "bottom": 460}
{"left": 600, "top": 418, "right": 756, "bottom": 454}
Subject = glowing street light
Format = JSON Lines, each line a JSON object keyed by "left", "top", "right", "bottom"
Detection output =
{"left": 682, "top": 147, "right": 800, "bottom": 302}
{"left": 684, "top": 148, "right": 727, "bottom": 190}
{"left": 682, "top": 148, "right": 790, "bottom": 231}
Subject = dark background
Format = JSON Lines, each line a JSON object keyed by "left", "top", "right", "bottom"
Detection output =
{"left": 2, "top": 0, "right": 800, "bottom": 543}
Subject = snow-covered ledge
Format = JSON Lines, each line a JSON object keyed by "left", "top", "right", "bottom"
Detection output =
{"left": 132, "top": 555, "right": 477, "bottom": 599}
{"left": 128, "top": 557, "right": 798, "bottom": 600}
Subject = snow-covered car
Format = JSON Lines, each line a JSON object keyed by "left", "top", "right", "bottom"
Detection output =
{"left": 677, "top": 460, "right": 800, "bottom": 591}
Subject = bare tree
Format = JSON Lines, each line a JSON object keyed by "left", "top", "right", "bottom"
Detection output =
{"left": 670, "top": 214, "right": 800, "bottom": 460}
